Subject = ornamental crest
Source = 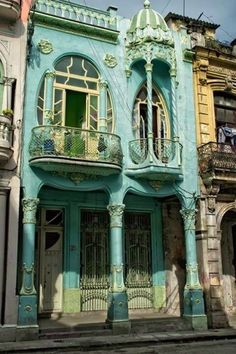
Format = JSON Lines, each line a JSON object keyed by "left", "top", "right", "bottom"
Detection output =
{"left": 38, "top": 39, "right": 53, "bottom": 54}
{"left": 104, "top": 54, "right": 118, "bottom": 68}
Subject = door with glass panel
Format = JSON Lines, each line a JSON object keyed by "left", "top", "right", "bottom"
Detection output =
{"left": 38, "top": 209, "right": 64, "bottom": 314}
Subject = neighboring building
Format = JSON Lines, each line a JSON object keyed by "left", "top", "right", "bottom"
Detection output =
{"left": 166, "top": 13, "right": 236, "bottom": 328}
{"left": 0, "top": 0, "right": 33, "bottom": 342}
{"left": 18, "top": 0, "right": 207, "bottom": 339}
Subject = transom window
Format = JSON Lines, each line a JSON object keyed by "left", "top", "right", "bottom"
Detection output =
{"left": 132, "top": 84, "right": 169, "bottom": 140}
{"left": 37, "top": 56, "right": 114, "bottom": 133}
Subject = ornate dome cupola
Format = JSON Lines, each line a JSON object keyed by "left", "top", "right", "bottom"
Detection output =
{"left": 126, "top": 0, "right": 173, "bottom": 46}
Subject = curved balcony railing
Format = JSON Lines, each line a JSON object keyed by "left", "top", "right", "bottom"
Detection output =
{"left": 29, "top": 125, "right": 123, "bottom": 167}
{"left": 0, "top": 114, "right": 13, "bottom": 162}
{"left": 129, "top": 138, "right": 182, "bottom": 165}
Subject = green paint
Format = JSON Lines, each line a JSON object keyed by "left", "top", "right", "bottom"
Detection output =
{"left": 63, "top": 289, "right": 81, "bottom": 313}
{"left": 184, "top": 315, "right": 208, "bottom": 331}
{"left": 65, "top": 90, "right": 86, "bottom": 128}
{"left": 153, "top": 285, "right": 166, "bottom": 310}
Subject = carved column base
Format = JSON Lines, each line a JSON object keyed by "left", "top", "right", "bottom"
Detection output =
{"left": 183, "top": 288, "right": 208, "bottom": 330}
{"left": 107, "top": 291, "right": 130, "bottom": 332}
{"left": 18, "top": 295, "right": 37, "bottom": 326}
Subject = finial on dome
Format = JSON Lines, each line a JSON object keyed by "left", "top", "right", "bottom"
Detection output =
{"left": 144, "top": 0, "right": 151, "bottom": 9}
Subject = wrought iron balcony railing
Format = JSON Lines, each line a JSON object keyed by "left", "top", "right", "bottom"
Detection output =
{"left": 0, "top": 114, "right": 13, "bottom": 162}
{"left": 29, "top": 125, "right": 123, "bottom": 168}
{"left": 198, "top": 142, "right": 236, "bottom": 174}
{"left": 129, "top": 138, "right": 182, "bottom": 166}
{"left": 0, "top": 0, "right": 21, "bottom": 21}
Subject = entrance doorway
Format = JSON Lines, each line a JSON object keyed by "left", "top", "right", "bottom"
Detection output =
{"left": 124, "top": 212, "right": 153, "bottom": 309}
{"left": 80, "top": 210, "right": 109, "bottom": 311}
{"left": 221, "top": 210, "right": 236, "bottom": 312}
{"left": 38, "top": 209, "right": 64, "bottom": 314}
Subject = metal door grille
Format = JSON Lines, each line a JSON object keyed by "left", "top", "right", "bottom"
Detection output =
{"left": 125, "top": 213, "right": 153, "bottom": 309}
{"left": 80, "top": 211, "right": 109, "bottom": 311}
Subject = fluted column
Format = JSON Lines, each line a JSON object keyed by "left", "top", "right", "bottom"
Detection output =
{"left": 107, "top": 204, "right": 130, "bottom": 332}
{"left": 18, "top": 197, "right": 39, "bottom": 326}
{"left": 0, "top": 190, "right": 8, "bottom": 324}
{"left": 180, "top": 206, "right": 207, "bottom": 329}
{"left": 43, "top": 70, "right": 55, "bottom": 124}
{"left": 99, "top": 80, "right": 107, "bottom": 133}
{"left": 145, "top": 62, "right": 154, "bottom": 163}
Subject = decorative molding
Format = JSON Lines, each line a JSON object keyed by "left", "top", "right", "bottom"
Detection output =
{"left": 107, "top": 204, "right": 125, "bottom": 228}
{"left": 110, "top": 264, "right": 125, "bottom": 292}
{"left": 0, "top": 40, "right": 10, "bottom": 53}
{"left": 185, "top": 263, "right": 201, "bottom": 289}
{"left": 208, "top": 65, "right": 236, "bottom": 79}
{"left": 37, "top": 39, "right": 53, "bottom": 54}
{"left": 183, "top": 48, "right": 194, "bottom": 63}
{"left": 180, "top": 208, "right": 197, "bottom": 231}
{"left": 104, "top": 54, "right": 118, "bottom": 68}
{"left": 20, "top": 263, "right": 36, "bottom": 295}
{"left": 45, "top": 70, "right": 56, "bottom": 79}
{"left": 145, "top": 63, "right": 153, "bottom": 72}
{"left": 98, "top": 79, "right": 108, "bottom": 90}
{"left": 22, "top": 198, "right": 39, "bottom": 224}
{"left": 44, "top": 109, "right": 54, "bottom": 123}
{"left": 125, "top": 42, "right": 176, "bottom": 76}
{"left": 149, "top": 180, "right": 163, "bottom": 191}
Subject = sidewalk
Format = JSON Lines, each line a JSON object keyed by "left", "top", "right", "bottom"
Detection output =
{"left": 1, "top": 328, "right": 236, "bottom": 353}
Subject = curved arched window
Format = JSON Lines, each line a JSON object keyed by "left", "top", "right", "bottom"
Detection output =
{"left": 37, "top": 56, "right": 114, "bottom": 132}
{"left": 0, "top": 60, "right": 4, "bottom": 113}
{"left": 132, "top": 84, "right": 169, "bottom": 140}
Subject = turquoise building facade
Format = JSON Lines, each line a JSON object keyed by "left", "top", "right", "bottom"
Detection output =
{"left": 19, "top": 0, "right": 207, "bottom": 334}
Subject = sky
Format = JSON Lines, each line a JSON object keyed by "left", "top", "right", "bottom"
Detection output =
{"left": 77, "top": 0, "right": 236, "bottom": 43}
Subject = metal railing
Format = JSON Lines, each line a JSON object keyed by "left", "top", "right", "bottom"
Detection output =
{"left": 129, "top": 138, "right": 182, "bottom": 165}
{"left": 198, "top": 142, "right": 236, "bottom": 173}
{"left": 29, "top": 125, "right": 123, "bottom": 166}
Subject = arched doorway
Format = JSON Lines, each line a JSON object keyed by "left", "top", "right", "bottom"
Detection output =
{"left": 221, "top": 209, "right": 236, "bottom": 313}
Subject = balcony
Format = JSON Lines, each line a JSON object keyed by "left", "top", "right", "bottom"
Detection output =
{"left": 34, "top": 0, "right": 119, "bottom": 43}
{"left": 198, "top": 142, "right": 236, "bottom": 184}
{"left": 125, "top": 138, "right": 183, "bottom": 181}
{"left": 0, "top": 114, "right": 13, "bottom": 163}
{"left": 0, "top": 0, "right": 21, "bottom": 21}
{"left": 29, "top": 126, "right": 123, "bottom": 177}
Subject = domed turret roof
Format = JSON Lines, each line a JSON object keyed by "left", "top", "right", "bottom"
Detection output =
{"left": 128, "top": 0, "right": 169, "bottom": 34}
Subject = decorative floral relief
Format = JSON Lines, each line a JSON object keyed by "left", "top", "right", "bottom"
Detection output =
{"left": 37, "top": 39, "right": 53, "bottom": 54}
{"left": 104, "top": 54, "right": 118, "bottom": 68}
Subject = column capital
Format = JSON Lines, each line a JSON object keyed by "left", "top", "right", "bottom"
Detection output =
{"left": 180, "top": 208, "right": 197, "bottom": 231}
{"left": 99, "top": 79, "right": 108, "bottom": 90}
{"left": 3, "top": 77, "right": 15, "bottom": 86}
{"left": 45, "top": 70, "right": 56, "bottom": 79}
{"left": 145, "top": 63, "right": 153, "bottom": 73}
{"left": 22, "top": 198, "right": 39, "bottom": 224}
{"left": 169, "top": 67, "right": 177, "bottom": 77}
{"left": 107, "top": 203, "right": 125, "bottom": 228}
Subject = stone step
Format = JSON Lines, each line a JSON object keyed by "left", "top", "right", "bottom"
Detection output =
{"left": 39, "top": 317, "right": 192, "bottom": 340}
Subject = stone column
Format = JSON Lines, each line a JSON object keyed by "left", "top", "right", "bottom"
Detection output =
{"left": 18, "top": 197, "right": 39, "bottom": 326}
{"left": 2, "top": 77, "right": 15, "bottom": 110}
{"left": 99, "top": 80, "right": 107, "bottom": 133}
{"left": 180, "top": 206, "right": 207, "bottom": 330}
{"left": 0, "top": 190, "right": 8, "bottom": 324}
{"left": 145, "top": 62, "right": 154, "bottom": 163}
{"left": 107, "top": 204, "right": 130, "bottom": 333}
{"left": 43, "top": 70, "right": 55, "bottom": 124}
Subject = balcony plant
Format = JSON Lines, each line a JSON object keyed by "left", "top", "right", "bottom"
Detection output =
{"left": 2, "top": 108, "right": 14, "bottom": 119}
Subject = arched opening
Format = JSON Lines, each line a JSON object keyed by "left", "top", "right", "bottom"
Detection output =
{"left": 132, "top": 83, "right": 169, "bottom": 140}
{"left": 37, "top": 56, "right": 114, "bottom": 133}
{"left": 221, "top": 209, "right": 236, "bottom": 313}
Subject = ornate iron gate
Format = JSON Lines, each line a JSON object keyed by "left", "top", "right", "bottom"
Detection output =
{"left": 125, "top": 213, "right": 153, "bottom": 309}
{"left": 80, "top": 210, "right": 109, "bottom": 311}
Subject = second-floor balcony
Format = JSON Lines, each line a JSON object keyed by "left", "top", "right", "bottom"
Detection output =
{"left": 0, "top": 0, "right": 21, "bottom": 21}
{"left": 29, "top": 125, "right": 123, "bottom": 177}
{"left": 0, "top": 114, "right": 13, "bottom": 163}
{"left": 125, "top": 137, "right": 183, "bottom": 181}
{"left": 198, "top": 142, "right": 236, "bottom": 184}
